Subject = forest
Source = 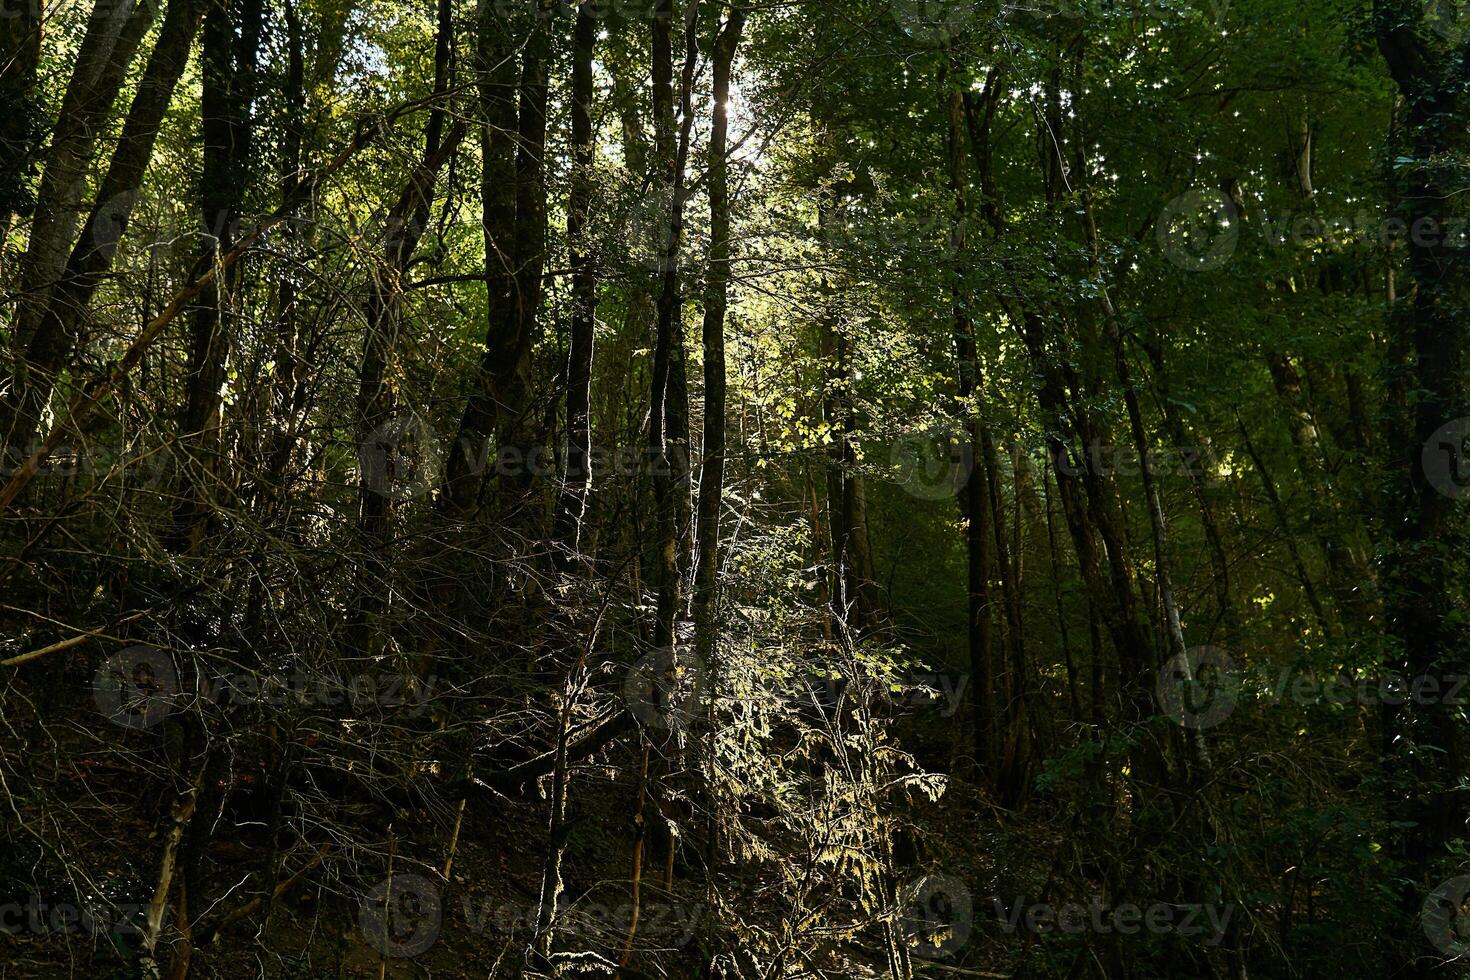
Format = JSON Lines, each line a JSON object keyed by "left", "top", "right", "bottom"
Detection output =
{"left": 1, "top": 0, "right": 1468, "bottom": 975}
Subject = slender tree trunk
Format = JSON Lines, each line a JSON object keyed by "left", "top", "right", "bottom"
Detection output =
{"left": 1373, "top": 4, "right": 1470, "bottom": 972}
{"left": 3, "top": 0, "right": 204, "bottom": 471}
{"left": 1140, "top": 338, "right": 1234, "bottom": 632}
{"left": 171, "top": 0, "right": 264, "bottom": 553}
{"left": 648, "top": 0, "right": 699, "bottom": 654}
{"left": 1081, "top": 181, "right": 1208, "bottom": 771}
{"left": 690, "top": 13, "right": 744, "bottom": 950}
{"left": 1235, "top": 411, "right": 1332, "bottom": 635}
{"left": 0, "top": 0, "right": 42, "bottom": 234}
{"left": 353, "top": 0, "right": 460, "bottom": 640}
{"left": 2, "top": 0, "right": 155, "bottom": 454}
{"left": 945, "top": 82, "right": 1000, "bottom": 785}
{"left": 813, "top": 127, "right": 881, "bottom": 632}
{"left": 259, "top": 0, "right": 308, "bottom": 509}
{"left": 442, "top": 2, "right": 519, "bottom": 521}
{"left": 554, "top": 1, "right": 599, "bottom": 565}
{"left": 501, "top": 15, "right": 550, "bottom": 513}
{"left": 692, "top": 5, "right": 745, "bottom": 653}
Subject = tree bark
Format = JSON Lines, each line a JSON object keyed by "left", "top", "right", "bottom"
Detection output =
{"left": 648, "top": 0, "right": 699, "bottom": 654}
{"left": 1373, "top": 3, "right": 1470, "bottom": 972}
{"left": 692, "top": 4, "right": 745, "bottom": 652}
{"left": 0, "top": 0, "right": 42, "bottom": 234}
{"left": 3, "top": 0, "right": 204, "bottom": 469}
{"left": 554, "top": 0, "right": 599, "bottom": 564}
{"left": 170, "top": 0, "right": 264, "bottom": 553}
{"left": 3, "top": 0, "right": 156, "bottom": 453}
{"left": 945, "top": 82, "right": 1001, "bottom": 785}
{"left": 443, "top": 1, "right": 548, "bottom": 521}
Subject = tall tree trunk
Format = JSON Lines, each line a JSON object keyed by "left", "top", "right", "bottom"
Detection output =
{"left": 442, "top": 0, "right": 517, "bottom": 520}
{"left": 354, "top": 0, "right": 459, "bottom": 626}
{"left": 690, "top": 13, "right": 745, "bottom": 918}
{"left": 0, "top": 0, "right": 42, "bottom": 236}
{"left": 945, "top": 82, "right": 1001, "bottom": 785}
{"left": 648, "top": 0, "right": 699, "bottom": 654}
{"left": 3, "top": 0, "right": 156, "bottom": 453}
{"left": 442, "top": 1, "right": 547, "bottom": 521}
{"left": 171, "top": 0, "right": 264, "bottom": 553}
{"left": 500, "top": 14, "right": 550, "bottom": 516}
{"left": 258, "top": 0, "right": 308, "bottom": 510}
{"left": 692, "top": 4, "right": 745, "bottom": 653}
{"left": 813, "top": 128, "right": 881, "bottom": 633}
{"left": 554, "top": 0, "right": 599, "bottom": 565}
{"left": 1373, "top": 3, "right": 1470, "bottom": 972}
{"left": 3, "top": 0, "right": 204, "bottom": 473}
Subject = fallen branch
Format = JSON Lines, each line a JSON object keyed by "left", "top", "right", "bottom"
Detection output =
{"left": 194, "top": 842, "right": 333, "bottom": 945}
{"left": 451, "top": 706, "right": 636, "bottom": 798}
{"left": 1, "top": 610, "right": 149, "bottom": 668}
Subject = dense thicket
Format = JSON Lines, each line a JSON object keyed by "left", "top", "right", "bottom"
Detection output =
{"left": 2, "top": 0, "right": 1468, "bottom": 977}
